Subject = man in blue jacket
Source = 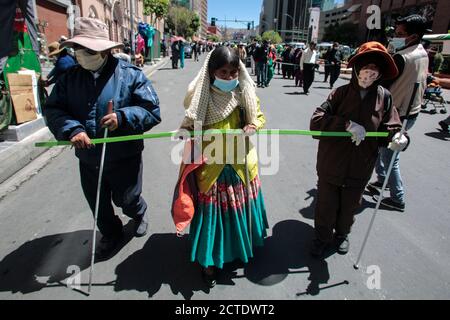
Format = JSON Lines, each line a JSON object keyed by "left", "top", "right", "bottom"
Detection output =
{"left": 44, "top": 18, "right": 161, "bottom": 259}
{"left": 43, "top": 42, "right": 77, "bottom": 86}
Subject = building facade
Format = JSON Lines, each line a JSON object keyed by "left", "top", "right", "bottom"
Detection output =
{"left": 191, "top": 0, "right": 208, "bottom": 39}
{"left": 207, "top": 25, "right": 222, "bottom": 40}
{"left": 318, "top": 1, "right": 359, "bottom": 41}
{"left": 34, "top": 0, "right": 165, "bottom": 52}
{"left": 259, "top": 0, "right": 325, "bottom": 43}
{"left": 349, "top": 0, "right": 449, "bottom": 43}
{"left": 35, "top": 0, "right": 72, "bottom": 44}
{"left": 75, "top": 0, "right": 147, "bottom": 43}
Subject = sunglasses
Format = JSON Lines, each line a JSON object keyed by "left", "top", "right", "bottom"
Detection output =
{"left": 73, "top": 45, "right": 98, "bottom": 55}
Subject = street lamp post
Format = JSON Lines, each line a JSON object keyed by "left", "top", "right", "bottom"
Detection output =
{"left": 284, "top": 13, "right": 294, "bottom": 43}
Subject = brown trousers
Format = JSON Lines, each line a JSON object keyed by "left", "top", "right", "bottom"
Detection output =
{"left": 314, "top": 180, "right": 366, "bottom": 243}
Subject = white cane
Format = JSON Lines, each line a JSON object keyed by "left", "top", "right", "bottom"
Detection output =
{"left": 240, "top": 106, "right": 253, "bottom": 248}
{"left": 354, "top": 82, "right": 419, "bottom": 270}
{"left": 88, "top": 100, "right": 113, "bottom": 294}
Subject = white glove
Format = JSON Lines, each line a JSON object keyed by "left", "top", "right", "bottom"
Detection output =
{"left": 388, "top": 132, "right": 408, "bottom": 152}
{"left": 346, "top": 121, "right": 367, "bottom": 146}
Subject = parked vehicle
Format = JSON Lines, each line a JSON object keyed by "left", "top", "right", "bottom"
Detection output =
{"left": 289, "top": 42, "right": 306, "bottom": 50}
{"left": 184, "top": 44, "right": 193, "bottom": 59}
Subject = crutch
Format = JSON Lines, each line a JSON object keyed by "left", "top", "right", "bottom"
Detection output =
{"left": 88, "top": 100, "right": 114, "bottom": 294}
{"left": 354, "top": 82, "right": 419, "bottom": 270}
{"left": 239, "top": 106, "right": 253, "bottom": 248}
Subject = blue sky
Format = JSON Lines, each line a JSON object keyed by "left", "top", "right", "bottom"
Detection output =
{"left": 207, "top": 0, "right": 344, "bottom": 29}
{"left": 208, "top": 0, "right": 263, "bottom": 29}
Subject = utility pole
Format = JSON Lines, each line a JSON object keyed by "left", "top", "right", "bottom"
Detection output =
{"left": 130, "top": 0, "right": 135, "bottom": 56}
{"left": 306, "top": 0, "right": 312, "bottom": 43}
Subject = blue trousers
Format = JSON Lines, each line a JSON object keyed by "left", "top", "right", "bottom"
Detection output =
{"left": 79, "top": 155, "right": 147, "bottom": 237}
{"left": 374, "top": 117, "right": 417, "bottom": 204}
{"left": 256, "top": 61, "right": 267, "bottom": 86}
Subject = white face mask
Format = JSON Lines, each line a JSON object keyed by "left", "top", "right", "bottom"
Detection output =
{"left": 357, "top": 65, "right": 381, "bottom": 89}
{"left": 75, "top": 49, "right": 106, "bottom": 71}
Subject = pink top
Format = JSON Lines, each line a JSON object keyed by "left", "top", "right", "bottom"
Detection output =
{"left": 136, "top": 34, "right": 145, "bottom": 55}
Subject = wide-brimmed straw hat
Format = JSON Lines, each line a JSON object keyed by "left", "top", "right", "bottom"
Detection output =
{"left": 61, "top": 17, "right": 123, "bottom": 52}
{"left": 47, "top": 41, "right": 65, "bottom": 57}
{"left": 348, "top": 41, "right": 399, "bottom": 80}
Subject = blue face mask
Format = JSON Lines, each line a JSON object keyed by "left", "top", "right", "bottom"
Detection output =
{"left": 213, "top": 77, "right": 239, "bottom": 92}
{"left": 388, "top": 37, "right": 406, "bottom": 53}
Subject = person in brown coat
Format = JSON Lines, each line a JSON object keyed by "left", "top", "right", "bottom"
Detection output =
{"left": 309, "top": 42, "right": 410, "bottom": 257}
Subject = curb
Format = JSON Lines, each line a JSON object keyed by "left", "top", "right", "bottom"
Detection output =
{"left": 143, "top": 57, "right": 170, "bottom": 79}
{"left": 0, "top": 127, "right": 54, "bottom": 184}
{"left": 0, "top": 58, "right": 171, "bottom": 186}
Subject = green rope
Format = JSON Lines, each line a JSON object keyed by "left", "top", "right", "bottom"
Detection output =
{"left": 35, "top": 129, "right": 389, "bottom": 148}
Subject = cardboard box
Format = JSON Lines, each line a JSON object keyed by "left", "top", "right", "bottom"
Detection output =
{"left": 7, "top": 73, "right": 37, "bottom": 124}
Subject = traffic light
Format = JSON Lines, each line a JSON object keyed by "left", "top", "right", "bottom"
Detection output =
{"left": 211, "top": 17, "right": 216, "bottom": 26}
{"left": 247, "top": 23, "right": 251, "bottom": 30}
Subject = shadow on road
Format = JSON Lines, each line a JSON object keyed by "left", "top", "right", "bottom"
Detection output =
{"left": 0, "top": 222, "right": 135, "bottom": 296}
{"left": 0, "top": 230, "right": 91, "bottom": 294}
{"left": 114, "top": 221, "right": 347, "bottom": 299}
{"left": 114, "top": 233, "right": 210, "bottom": 300}
{"left": 285, "top": 92, "right": 307, "bottom": 95}
{"left": 157, "top": 67, "right": 176, "bottom": 71}
{"left": 299, "top": 188, "right": 375, "bottom": 220}
{"left": 425, "top": 131, "right": 450, "bottom": 141}
{"left": 242, "top": 219, "right": 346, "bottom": 296}
{"left": 313, "top": 86, "right": 332, "bottom": 90}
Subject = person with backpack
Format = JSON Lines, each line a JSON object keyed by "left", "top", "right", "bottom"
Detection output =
{"left": 309, "top": 42, "right": 409, "bottom": 257}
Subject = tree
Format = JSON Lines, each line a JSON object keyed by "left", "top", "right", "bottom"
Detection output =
{"left": 187, "top": 13, "right": 200, "bottom": 38}
{"left": 166, "top": 5, "right": 200, "bottom": 38}
{"left": 207, "top": 34, "right": 220, "bottom": 42}
{"left": 262, "top": 30, "right": 282, "bottom": 44}
{"left": 143, "top": 0, "right": 170, "bottom": 24}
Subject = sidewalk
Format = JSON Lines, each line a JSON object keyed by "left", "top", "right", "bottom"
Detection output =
{"left": 0, "top": 57, "right": 170, "bottom": 185}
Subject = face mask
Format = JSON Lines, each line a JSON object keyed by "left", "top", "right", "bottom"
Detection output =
{"left": 357, "top": 67, "right": 380, "bottom": 89}
{"left": 213, "top": 77, "right": 239, "bottom": 92}
{"left": 388, "top": 37, "right": 406, "bottom": 53}
{"left": 75, "top": 49, "right": 106, "bottom": 71}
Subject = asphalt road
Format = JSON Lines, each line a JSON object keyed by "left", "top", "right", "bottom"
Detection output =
{"left": 0, "top": 55, "right": 449, "bottom": 300}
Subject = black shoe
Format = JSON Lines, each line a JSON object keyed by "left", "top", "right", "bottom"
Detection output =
{"left": 439, "top": 121, "right": 449, "bottom": 133}
{"left": 95, "top": 232, "right": 123, "bottom": 260}
{"left": 201, "top": 267, "right": 217, "bottom": 288}
{"left": 310, "top": 239, "right": 328, "bottom": 258}
{"left": 373, "top": 195, "right": 405, "bottom": 212}
{"left": 366, "top": 181, "right": 389, "bottom": 195}
{"left": 134, "top": 212, "right": 148, "bottom": 237}
{"left": 335, "top": 235, "right": 349, "bottom": 255}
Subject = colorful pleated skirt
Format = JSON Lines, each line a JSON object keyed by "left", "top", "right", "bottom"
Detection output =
{"left": 189, "top": 165, "right": 268, "bottom": 269}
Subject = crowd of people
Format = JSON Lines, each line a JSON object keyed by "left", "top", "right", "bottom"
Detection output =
{"left": 39, "top": 14, "right": 448, "bottom": 290}
{"left": 170, "top": 40, "right": 216, "bottom": 69}
{"left": 236, "top": 39, "right": 345, "bottom": 95}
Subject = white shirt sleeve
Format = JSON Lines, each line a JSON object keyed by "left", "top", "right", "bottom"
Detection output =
{"left": 300, "top": 49, "right": 306, "bottom": 70}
